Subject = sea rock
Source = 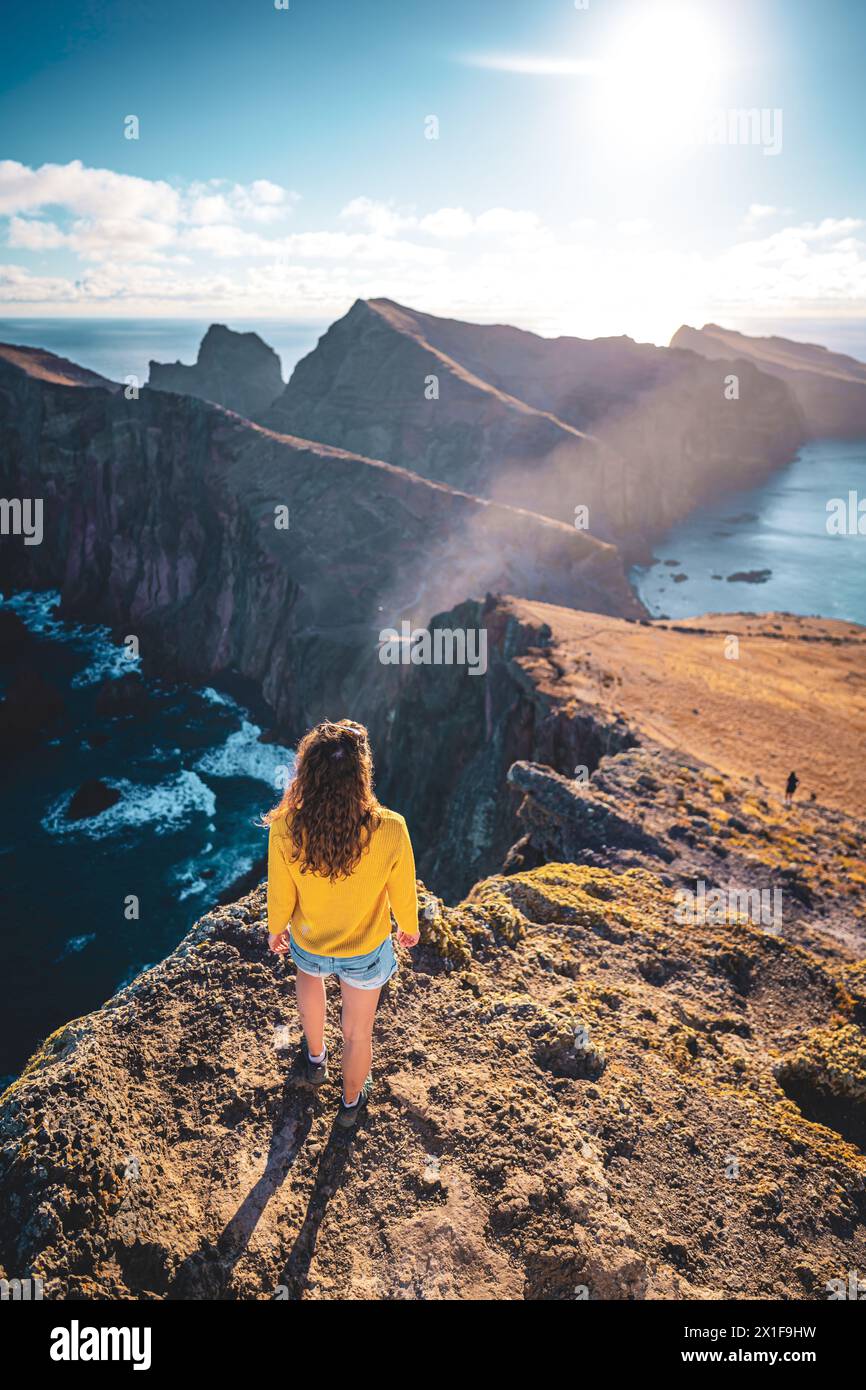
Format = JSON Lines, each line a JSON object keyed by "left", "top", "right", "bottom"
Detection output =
{"left": 148, "top": 324, "right": 284, "bottom": 419}
{"left": 66, "top": 779, "right": 121, "bottom": 821}
{"left": 727, "top": 569, "right": 772, "bottom": 584}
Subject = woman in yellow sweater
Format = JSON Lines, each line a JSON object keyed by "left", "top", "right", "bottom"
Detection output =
{"left": 264, "top": 718, "right": 419, "bottom": 1128}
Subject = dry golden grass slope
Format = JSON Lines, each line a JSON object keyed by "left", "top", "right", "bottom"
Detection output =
{"left": 509, "top": 601, "right": 866, "bottom": 818}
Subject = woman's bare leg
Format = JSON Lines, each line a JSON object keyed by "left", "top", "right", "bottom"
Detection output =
{"left": 295, "top": 969, "right": 327, "bottom": 1057}
{"left": 340, "top": 980, "right": 382, "bottom": 1103}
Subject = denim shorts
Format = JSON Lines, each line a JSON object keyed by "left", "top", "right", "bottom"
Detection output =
{"left": 289, "top": 933, "right": 398, "bottom": 990}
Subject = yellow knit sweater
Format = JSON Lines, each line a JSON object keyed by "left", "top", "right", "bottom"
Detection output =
{"left": 266, "top": 806, "right": 418, "bottom": 956}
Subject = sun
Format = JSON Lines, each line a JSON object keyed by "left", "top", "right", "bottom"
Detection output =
{"left": 596, "top": 3, "right": 728, "bottom": 151}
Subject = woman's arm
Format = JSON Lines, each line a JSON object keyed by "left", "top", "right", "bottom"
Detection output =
{"left": 267, "top": 821, "right": 296, "bottom": 954}
{"left": 387, "top": 818, "right": 420, "bottom": 947}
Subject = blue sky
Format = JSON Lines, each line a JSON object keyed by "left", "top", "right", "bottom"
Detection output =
{"left": 1, "top": 0, "right": 865, "bottom": 347}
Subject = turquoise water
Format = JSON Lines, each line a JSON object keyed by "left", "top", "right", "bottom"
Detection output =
{"left": 631, "top": 439, "right": 866, "bottom": 625}
{"left": 0, "top": 317, "right": 324, "bottom": 389}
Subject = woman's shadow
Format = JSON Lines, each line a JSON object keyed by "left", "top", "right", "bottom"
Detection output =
{"left": 169, "top": 1068, "right": 355, "bottom": 1300}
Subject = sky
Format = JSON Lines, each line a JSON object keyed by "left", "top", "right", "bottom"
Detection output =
{"left": 1, "top": 0, "right": 865, "bottom": 348}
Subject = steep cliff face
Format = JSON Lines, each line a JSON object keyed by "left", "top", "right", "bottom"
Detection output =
{"left": 264, "top": 299, "right": 806, "bottom": 553}
{"left": 1, "top": 744, "right": 864, "bottom": 1300}
{"left": 671, "top": 323, "right": 866, "bottom": 439}
{"left": 148, "top": 324, "right": 284, "bottom": 419}
{"left": 0, "top": 343, "right": 641, "bottom": 747}
{"left": 368, "top": 596, "right": 866, "bottom": 899}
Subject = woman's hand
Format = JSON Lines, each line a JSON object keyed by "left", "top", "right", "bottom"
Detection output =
{"left": 397, "top": 930, "right": 420, "bottom": 948}
{"left": 269, "top": 931, "right": 291, "bottom": 954}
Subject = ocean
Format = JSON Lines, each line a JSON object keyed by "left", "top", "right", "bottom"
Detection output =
{"left": 0, "top": 592, "right": 294, "bottom": 1083}
{"left": 631, "top": 439, "right": 866, "bottom": 626}
{"left": 0, "top": 316, "right": 326, "bottom": 389}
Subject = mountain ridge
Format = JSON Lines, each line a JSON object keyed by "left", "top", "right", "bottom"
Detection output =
{"left": 264, "top": 297, "right": 806, "bottom": 551}
{"left": 670, "top": 322, "right": 866, "bottom": 437}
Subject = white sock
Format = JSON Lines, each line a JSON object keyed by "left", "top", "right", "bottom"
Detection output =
{"left": 343, "top": 1091, "right": 360, "bottom": 1108}
{"left": 308, "top": 1045, "right": 327, "bottom": 1064}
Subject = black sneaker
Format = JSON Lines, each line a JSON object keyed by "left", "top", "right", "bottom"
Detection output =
{"left": 302, "top": 1044, "right": 328, "bottom": 1086}
{"left": 336, "top": 1075, "right": 372, "bottom": 1128}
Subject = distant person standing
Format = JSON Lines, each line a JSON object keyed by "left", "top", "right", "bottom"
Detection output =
{"left": 785, "top": 771, "right": 799, "bottom": 806}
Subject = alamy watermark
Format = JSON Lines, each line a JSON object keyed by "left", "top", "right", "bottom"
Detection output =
{"left": 1, "top": 1275, "right": 44, "bottom": 1300}
{"left": 826, "top": 491, "right": 865, "bottom": 536}
{"left": 0, "top": 497, "right": 43, "bottom": 545}
{"left": 826, "top": 1269, "right": 865, "bottom": 1300}
{"left": 664, "top": 107, "right": 783, "bottom": 156}
{"left": 674, "top": 880, "right": 783, "bottom": 934}
{"left": 378, "top": 621, "right": 487, "bottom": 676}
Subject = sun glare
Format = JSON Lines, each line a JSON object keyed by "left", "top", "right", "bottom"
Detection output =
{"left": 597, "top": 3, "right": 727, "bottom": 151}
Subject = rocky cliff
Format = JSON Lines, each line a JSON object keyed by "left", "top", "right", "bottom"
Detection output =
{"left": 1, "top": 727, "right": 864, "bottom": 1299}
{"left": 368, "top": 595, "right": 866, "bottom": 899}
{"left": 2, "top": 332, "right": 864, "bottom": 1302}
{"left": 671, "top": 323, "right": 866, "bottom": 439}
{"left": 148, "top": 324, "right": 284, "bottom": 420}
{"left": 264, "top": 298, "right": 806, "bottom": 554}
{"left": 0, "top": 340, "right": 641, "bottom": 745}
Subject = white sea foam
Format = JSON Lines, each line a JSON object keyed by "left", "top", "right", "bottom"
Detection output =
{"left": 199, "top": 685, "right": 242, "bottom": 712}
{"left": 1, "top": 589, "right": 141, "bottom": 686}
{"left": 42, "top": 770, "right": 217, "bottom": 840}
{"left": 194, "top": 720, "right": 295, "bottom": 790}
{"left": 169, "top": 846, "right": 258, "bottom": 902}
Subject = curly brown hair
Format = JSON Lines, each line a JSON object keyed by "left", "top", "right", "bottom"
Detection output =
{"left": 262, "top": 719, "right": 382, "bottom": 880}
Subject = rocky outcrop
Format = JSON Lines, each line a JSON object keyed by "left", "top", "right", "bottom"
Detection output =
{"left": 1, "top": 745, "right": 864, "bottom": 1299}
{"left": 671, "top": 323, "right": 866, "bottom": 439}
{"left": 0, "top": 341, "right": 642, "bottom": 748}
{"left": 2, "top": 381, "right": 865, "bottom": 1295}
{"left": 368, "top": 595, "right": 866, "bottom": 901}
{"left": 264, "top": 298, "right": 806, "bottom": 554}
{"left": 148, "top": 324, "right": 284, "bottom": 419}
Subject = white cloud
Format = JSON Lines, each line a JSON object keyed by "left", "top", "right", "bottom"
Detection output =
{"left": 0, "top": 161, "right": 299, "bottom": 262}
{"left": 616, "top": 218, "right": 653, "bottom": 237}
{"left": 460, "top": 53, "right": 599, "bottom": 76}
{"left": 2, "top": 161, "right": 866, "bottom": 341}
{"left": 7, "top": 217, "right": 68, "bottom": 250}
{"left": 340, "top": 199, "right": 545, "bottom": 246}
{"left": 339, "top": 197, "right": 415, "bottom": 236}
{"left": 187, "top": 178, "right": 295, "bottom": 226}
{"left": 417, "top": 207, "right": 475, "bottom": 239}
{"left": 0, "top": 159, "right": 181, "bottom": 222}
{"left": 742, "top": 203, "right": 782, "bottom": 229}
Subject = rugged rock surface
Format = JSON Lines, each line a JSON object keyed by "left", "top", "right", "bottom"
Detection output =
{"left": 671, "top": 323, "right": 866, "bottom": 439}
{"left": 148, "top": 324, "right": 284, "bottom": 420}
{"left": 0, "top": 340, "right": 641, "bottom": 747}
{"left": 1, "top": 742, "right": 864, "bottom": 1299}
{"left": 264, "top": 298, "right": 805, "bottom": 551}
